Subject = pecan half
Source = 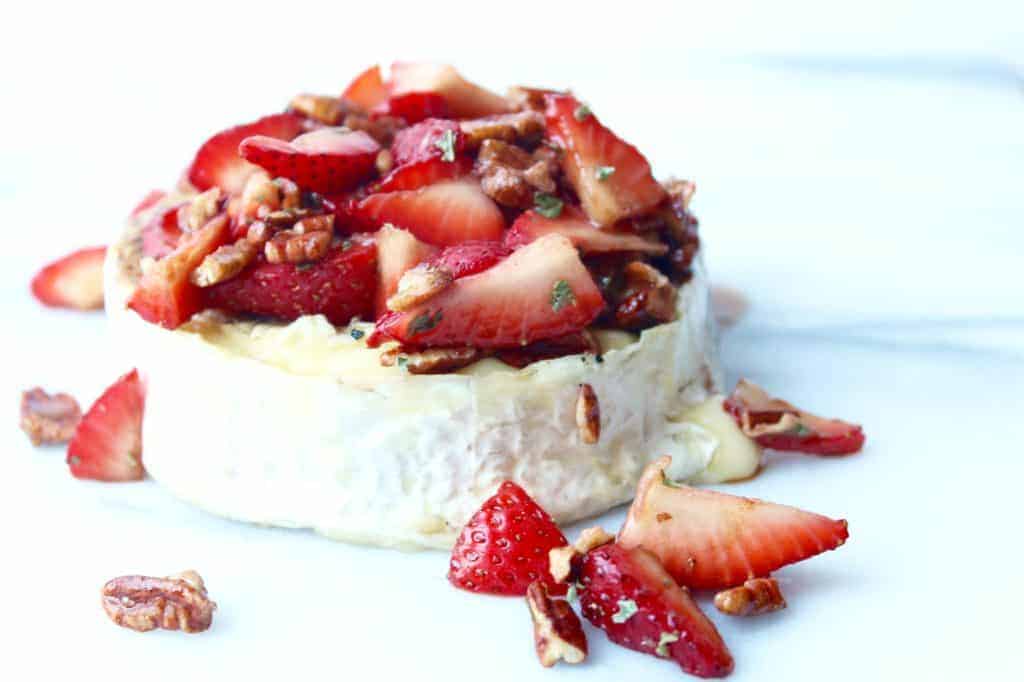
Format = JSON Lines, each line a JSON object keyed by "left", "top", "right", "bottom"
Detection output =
{"left": 379, "top": 347, "right": 482, "bottom": 374}
{"left": 714, "top": 577, "right": 786, "bottom": 617}
{"left": 576, "top": 383, "right": 600, "bottom": 444}
{"left": 264, "top": 229, "right": 331, "bottom": 264}
{"left": 186, "top": 188, "right": 223, "bottom": 231}
{"left": 460, "top": 111, "right": 544, "bottom": 150}
{"left": 526, "top": 581, "right": 587, "bottom": 667}
{"left": 101, "top": 571, "right": 216, "bottom": 633}
{"left": 191, "top": 240, "right": 258, "bottom": 287}
{"left": 475, "top": 140, "right": 557, "bottom": 208}
{"left": 19, "top": 388, "right": 81, "bottom": 445}
{"left": 387, "top": 264, "right": 453, "bottom": 312}
{"left": 614, "top": 261, "right": 678, "bottom": 330}
{"left": 289, "top": 93, "right": 345, "bottom": 125}
{"left": 293, "top": 214, "right": 335, "bottom": 234}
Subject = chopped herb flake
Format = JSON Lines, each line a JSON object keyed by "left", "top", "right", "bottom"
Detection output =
{"left": 534, "top": 192, "right": 564, "bottom": 218}
{"left": 397, "top": 356, "right": 408, "bottom": 368}
{"left": 611, "top": 599, "right": 638, "bottom": 624}
{"left": 573, "top": 103, "right": 592, "bottom": 121}
{"left": 349, "top": 328, "right": 365, "bottom": 340}
{"left": 656, "top": 631, "right": 679, "bottom": 657}
{"left": 660, "top": 471, "right": 683, "bottom": 489}
{"left": 434, "top": 129, "right": 457, "bottom": 162}
{"left": 791, "top": 424, "right": 813, "bottom": 436}
{"left": 595, "top": 165, "right": 616, "bottom": 181}
{"left": 566, "top": 583, "right": 579, "bottom": 605}
{"left": 550, "top": 279, "right": 576, "bottom": 312}
{"left": 408, "top": 310, "right": 443, "bottom": 336}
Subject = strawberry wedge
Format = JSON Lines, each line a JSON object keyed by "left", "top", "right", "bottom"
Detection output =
{"left": 369, "top": 156, "right": 473, "bottom": 194}
{"left": 505, "top": 208, "right": 668, "bottom": 256}
{"left": 618, "top": 457, "right": 850, "bottom": 589}
{"left": 545, "top": 94, "right": 665, "bottom": 227}
{"left": 390, "top": 62, "right": 513, "bottom": 119}
{"left": 239, "top": 128, "right": 380, "bottom": 194}
{"left": 31, "top": 246, "right": 107, "bottom": 310}
{"left": 371, "top": 234, "right": 603, "bottom": 349}
{"left": 341, "top": 64, "right": 388, "bottom": 110}
{"left": 67, "top": 369, "right": 145, "bottom": 482}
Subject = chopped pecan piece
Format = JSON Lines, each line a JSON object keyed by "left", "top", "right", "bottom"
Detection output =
{"left": 526, "top": 581, "right": 588, "bottom": 667}
{"left": 264, "top": 229, "right": 331, "bottom": 264}
{"left": 460, "top": 111, "right": 545, "bottom": 150}
{"left": 191, "top": 240, "right": 258, "bottom": 287}
{"left": 274, "top": 177, "right": 301, "bottom": 210}
{"left": 375, "top": 149, "right": 394, "bottom": 176}
{"left": 380, "top": 346, "right": 482, "bottom": 374}
{"left": 574, "top": 526, "right": 615, "bottom": 554}
{"left": 548, "top": 526, "right": 614, "bottom": 584}
{"left": 19, "top": 388, "right": 81, "bottom": 445}
{"left": 387, "top": 264, "right": 453, "bottom": 312}
{"left": 245, "top": 220, "right": 272, "bottom": 246}
{"left": 186, "top": 188, "right": 223, "bottom": 231}
{"left": 101, "top": 571, "right": 216, "bottom": 633}
{"left": 293, "top": 214, "right": 335, "bottom": 234}
{"left": 507, "top": 86, "right": 563, "bottom": 112}
{"left": 614, "top": 261, "right": 678, "bottom": 330}
{"left": 713, "top": 578, "right": 787, "bottom": 617}
{"left": 262, "top": 207, "right": 312, "bottom": 229}
{"left": 496, "top": 330, "right": 600, "bottom": 368}
{"left": 289, "top": 93, "right": 345, "bottom": 125}
{"left": 576, "top": 383, "right": 600, "bottom": 444}
{"left": 476, "top": 139, "right": 557, "bottom": 208}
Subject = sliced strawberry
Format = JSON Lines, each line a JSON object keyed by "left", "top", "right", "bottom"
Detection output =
{"left": 371, "top": 234, "right": 603, "bottom": 349}
{"left": 374, "top": 91, "right": 450, "bottom": 124}
{"left": 128, "top": 214, "right": 230, "bottom": 329}
{"left": 130, "top": 189, "right": 166, "bottom": 217}
{"left": 353, "top": 180, "right": 504, "bottom": 247}
{"left": 448, "top": 481, "right": 568, "bottom": 596}
{"left": 579, "top": 542, "right": 733, "bottom": 678}
{"left": 140, "top": 202, "right": 188, "bottom": 259}
{"left": 186, "top": 112, "right": 307, "bottom": 195}
{"left": 505, "top": 208, "right": 668, "bottom": 256}
{"left": 31, "top": 246, "right": 107, "bottom": 311}
{"left": 723, "top": 379, "right": 866, "bottom": 456}
{"left": 544, "top": 94, "right": 665, "bottom": 227}
{"left": 239, "top": 128, "right": 380, "bottom": 195}
{"left": 390, "top": 62, "right": 513, "bottom": 119}
{"left": 375, "top": 225, "right": 438, "bottom": 317}
{"left": 341, "top": 64, "right": 388, "bottom": 110}
{"left": 369, "top": 155, "right": 472, "bottom": 194}
{"left": 204, "top": 239, "right": 377, "bottom": 326}
{"left": 618, "top": 456, "right": 850, "bottom": 590}
{"left": 428, "top": 240, "right": 511, "bottom": 279}
{"left": 67, "top": 369, "right": 145, "bottom": 482}
{"left": 390, "top": 118, "right": 465, "bottom": 167}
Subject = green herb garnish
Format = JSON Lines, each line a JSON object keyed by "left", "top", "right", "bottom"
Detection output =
{"left": 534, "top": 192, "right": 563, "bottom": 219}
{"left": 573, "top": 103, "right": 592, "bottom": 121}
{"left": 611, "top": 599, "right": 638, "bottom": 624}
{"left": 550, "top": 280, "right": 576, "bottom": 312}
{"left": 656, "top": 631, "right": 679, "bottom": 657}
{"left": 408, "top": 310, "right": 443, "bottom": 336}
{"left": 349, "top": 328, "right": 365, "bottom": 340}
{"left": 595, "top": 165, "right": 615, "bottom": 181}
{"left": 434, "top": 129, "right": 457, "bottom": 162}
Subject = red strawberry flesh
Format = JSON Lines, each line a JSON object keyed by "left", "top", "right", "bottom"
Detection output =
{"left": 390, "top": 118, "right": 464, "bottom": 167}
{"left": 67, "top": 369, "right": 145, "bottom": 482}
{"left": 31, "top": 246, "right": 107, "bottom": 310}
{"left": 341, "top": 64, "right": 388, "bottom": 110}
{"left": 239, "top": 128, "right": 380, "bottom": 194}
{"left": 505, "top": 208, "right": 668, "bottom": 256}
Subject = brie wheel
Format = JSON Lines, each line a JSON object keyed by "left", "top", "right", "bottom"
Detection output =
{"left": 106, "top": 197, "right": 725, "bottom": 549}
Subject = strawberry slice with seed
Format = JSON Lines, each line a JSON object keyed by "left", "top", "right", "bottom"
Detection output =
{"left": 186, "top": 112, "right": 307, "bottom": 194}
{"left": 505, "top": 207, "right": 668, "bottom": 256}
{"left": 428, "top": 240, "right": 511, "bottom": 279}
{"left": 31, "top": 246, "right": 107, "bottom": 311}
{"left": 390, "top": 62, "right": 513, "bottom": 119}
{"left": 390, "top": 119, "right": 465, "bottom": 167}
{"left": 544, "top": 94, "right": 665, "bottom": 227}
{"left": 375, "top": 225, "right": 438, "bottom": 317}
{"left": 374, "top": 91, "right": 450, "bottom": 124}
{"left": 618, "top": 456, "right": 850, "bottom": 590}
{"left": 67, "top": 369, "right": 145, "bottom": 482}
{"left": 341, "top": 64, "right": 389, "bottom": 110}
{"left": 579, "top": 542, "right": 734, "bottom": 678}
{"left": 370, "top": 234, "right": 602, "bottom": 349}
{"left": 369, "top": 155, "right": 473, "bottom": 194}
{"left": 448, "top": 481, "right": 569, "bottom": 596}
{"left": 239, "top": 128, "right": 380, "bottom": 195}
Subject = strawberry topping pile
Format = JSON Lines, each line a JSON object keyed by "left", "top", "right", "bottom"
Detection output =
{"left": 126, "top": 63, "right": 701, "bottom": 370}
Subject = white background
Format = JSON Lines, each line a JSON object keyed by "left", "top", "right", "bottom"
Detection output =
{"left": 2, "top": 1, "right": 1022, "bottom": 680}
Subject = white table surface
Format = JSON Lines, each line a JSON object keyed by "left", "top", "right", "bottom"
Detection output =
{"left": 2, "top": 2, "right": 1022, "bottom": 680}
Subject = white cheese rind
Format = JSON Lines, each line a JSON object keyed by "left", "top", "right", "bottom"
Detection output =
{"left": 105, "top": 201, "right": 723, "bottom": 549}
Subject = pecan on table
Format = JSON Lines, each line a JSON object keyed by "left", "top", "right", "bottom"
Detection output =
{"left": 101, "top": 571, "right": 216, "bottom": 633}
{"left": 19, "top": 388, "right": 81, "bottom": 445}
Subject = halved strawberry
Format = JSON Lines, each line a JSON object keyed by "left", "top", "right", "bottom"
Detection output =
{"left": 390, "top": 62, "right": 513, "bottom": 119}
{"left": 618, "top": 456, "right": 850, "bottom": 590}
{"left": 31, "top": 246, "right": 107, "bottom": 311}
{"left": 239, "top": 128, "right": 380, "bottom": 195}
{"left": 374, "top": 91, "right": 450, "bottom": 124}
{"left": 579, "top": 542, "right": 734, "bottom": 678}
{"left": 140, "top": 202, "right": 188, "bottom": 259}
{"left": 186, "top": 112, "right": 307, "bottom": 195}
{"left": 544, "top": 94, "right": 665, "bottom": 227}
{"left": 370, "top": 234, "right": 603, "bottom": 349}
{"left": 67, "top": 369, "right": 145, "bottom": 482}
{"left": 341, "top": 64, "right": 388, "bottom": 110}
{"left": 390, "top": 118, "right": 465, "bottom": 167}
{"left": 369, "top": 155, "right": 473, "bottom": 194}
{"left": 127, "top": 214, "right": 230, "bottom": 329}
{"left": 353, "top": 180, "right": 504, "bottom": 247}
{"left": 505, "top": 208, "right": 668, "bottom": 256}
{"left": 428, "top": 240, "right": 511, "bottom": 279}
{"left": 204, "top": 239, "right": 377, "bottom": 326}
{"left": 130, "top": 189, "right": 166, "bottom": 217}
{"left": 375, "top": 224, "right": 438, "bottom": 317}
{"left": 448, "top": 481, "right": 569, "bottom": 596}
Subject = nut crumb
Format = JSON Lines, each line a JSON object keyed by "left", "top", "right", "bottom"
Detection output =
{"left": 101, "top": 571, "right": 216, "bottom": 633}
{"left": 191, "top": 240, "right": 258, "bottom": 287}
{"left": 387, "top": 264, "right": 453, "bottom": 312}
{"left": 289, "top": 93, "right": 345, "bottom": 125}
{"left": 526, "top": 581, "right": 587, "bottom": 668}
{"left": 19, "top": 388, "right": 81, "bottom": 445}
{"left": 548, "top": 526, "right": 614, "bottom": 584}
{"left": 186, "top": 188, "right": 223, "bottom": 231}
{"left": 576, "top": 383, "right": 600, "bottom": 444}
{"left": 380, "top": 347, "right": 481, "bottom": 374}
{"left": 713, "top": 577, "right": 786, "bottom": 617}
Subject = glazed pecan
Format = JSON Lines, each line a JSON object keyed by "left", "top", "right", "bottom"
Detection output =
{"left": 476, "top": 140, "right": 557, "bottom": 208}
{"left": 614, "top": 261, "right": 678, "bottom": 329}
{"left": 19, "top": 387, "right": 81, "bottom": 445}
{"left": 293, "top": 214, "right": 335, "bottom": 234}
{"left": 240, "top": 172, "right": 281, "bottom": 220}
{"left": 548, "top": 526, "right": 614, "bottom": 583}
{"left": 263, "top": 207, "right": 313, "bottom": 229}
{"left": 507, "top": 86, "right": 561, "bottom": 112}
{"left": 245, "top": 220, "right": 272, "bottom": 246}
{"left": 343, "top": 112, "right": 405, "bottom": 147}
{"left": 289, "top": 93, "right": 345, "bottom": 125}
{"left": 714, "top": 577, "right": 787, "bottom": 617}
{"left": 379, "top": 346, "right": 482, "bottom": 374}
{"left": 526, "top": 581, "right": 587, "bottom": 667}
{"left": 264, "top": 230, "right": 331, "bottom": 264}
{"left": 101, "top": 571, "right": 216, "bottom": 633}
{"left": 460, "top": 111, "right": 545, "bottom": 150}
{"left": 186, "top": 188, "right": 223, "bottom": 231}
{"left": 191, "top": 240, "right": 258, "bottom": 287}
{"left": 576, "top": 383, "right": 600, "bottom": 444}
{"left": 387, "top": 264, "right": 453, "bottom": 312}
{"left": 274, "top": 177, "right": 302, "bottom": 210}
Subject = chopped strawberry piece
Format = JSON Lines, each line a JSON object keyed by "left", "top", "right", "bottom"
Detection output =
{"left": 428, "top": 240, "right": 511, "bottom": 279}
{"left": 130, "top": 190, "right": 166, "bottom": 217}
{"left": 374, "top": 91, "right": 450, "bottom": 124}
{"left": 353, "top": 180, "right": 504, "bottom": 247}
{"left": 579, "top": 542, "right": 733, "bottom": 678}
{"left": 391, "top": 62, "right": 513, "bottom": 119}
{"left": 724, "top": 379, "right": 865, "bottom": 455}
{"left": 505, "top": 208, "right": 668, "bottom": 256}
{"left": 128, "top": 214, "right": 230, "bottom": 329}
{"left": 186, "top": 112, "right": 307, "bottom": 195}
{"left": 140, "top": 202, "right": 188, "bottom": 259}
{"left": 618, "top": 457, "right": 850, "bottom": 590}
{"left": 67, "top": 369, "right": 145, "bottom": 482}
{"left": 390, "top": 119, "right": 465, "bottom": 167}
{"left": 31, "top": 246, "right": 107, "bottom": 311}
{"left": 204, "top": 239, "right": 377, "bottom": 326}
{"left": 371, "top": 234, "right": 603, "bottom": 349}
{"left": 448, "top": 481, "right": 568, "bottom": 596}
{"left": 375, "top": 225, "right": 438, "bottom": 317}
{"left": 239, "top": 128, "right": 380, "bottom": 195}
{"left": 369, "top": 156, "right": 473, "bottom": 194}
{"left": 544, "top": 94, "right": 665, "bottom": 227}
{"left": 341, "top": 64, "right": 388, "bottom": 110}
